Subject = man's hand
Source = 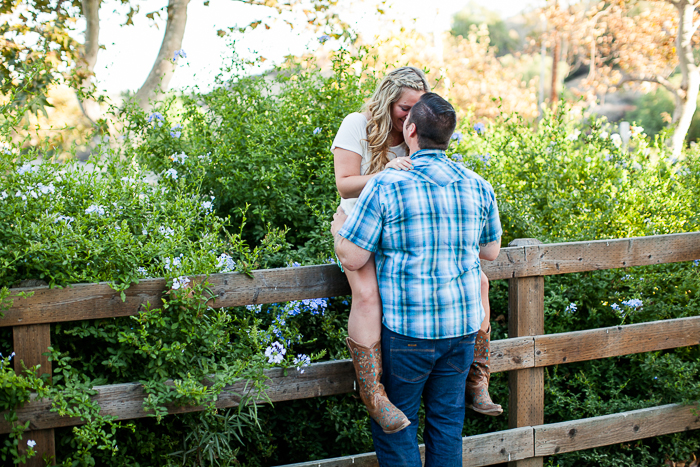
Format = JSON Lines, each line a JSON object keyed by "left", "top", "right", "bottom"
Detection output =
{"left": 331, "top": 206, "right": 348, "bottom": 237}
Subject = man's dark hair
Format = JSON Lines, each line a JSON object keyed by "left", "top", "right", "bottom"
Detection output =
{"left": 407, "top": 93, "right": 456, "bottom": 150}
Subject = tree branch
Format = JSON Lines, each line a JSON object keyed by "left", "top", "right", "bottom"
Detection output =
{"left": 618, "top": 73, "right": 680, "bottom": 96}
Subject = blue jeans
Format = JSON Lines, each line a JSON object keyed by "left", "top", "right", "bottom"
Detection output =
{"left": 371, "top": 325, "right": 476, "bottom": 467}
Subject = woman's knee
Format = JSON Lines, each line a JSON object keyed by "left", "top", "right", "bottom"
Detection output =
{"left": 480, "top": 272, "right": 489, "bottom": 294}
{"left": 352, "top": 282, "right": 381, "bottom": 308}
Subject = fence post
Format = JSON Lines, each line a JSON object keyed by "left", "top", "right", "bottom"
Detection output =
{"left": 13, "top": 324, "right": 55, "bottom": 467}
{"left": 507, "top": 238, "right": 544, "bottom": 467}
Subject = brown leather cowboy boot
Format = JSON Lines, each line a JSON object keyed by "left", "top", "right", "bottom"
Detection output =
{"left": 346, "top": 337, "right": 411, "bottom": 434}
{"left": 465, "top": 326, "right": 503, "bottom": 416}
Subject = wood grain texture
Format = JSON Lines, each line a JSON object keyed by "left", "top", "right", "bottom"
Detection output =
{"left": 491, "top": 337, "right": 535, "bottom": 373}
{"left": 0, "top": 337, "right": 532, "bottom": 434}
{"left": 535, "top": 403, "right": 700, "bottom": 456}
{"left": 13, "top": 325, "right": 52, "bottom": 379}
{"left": 2, "top": 232, "right": 699, "bottom": 327}
{"left": 535, "top": 316, "right": 700, "bottom": 367}
{"left": 0, "top": 265, "right": 351, "bottom": 328}
{"left": 13, "top": 324, "right": 54, "bottom": 466}
{"left": 0, "top": 360, "right": 356, "bottom": 434}
{"left": 275, "top": 427, "right": 534, "bottom": 467}
{"left": 507, "top": 240, "right": 544, "bottom": 467}
{"left": 534, "top": 232, "right": 700, "bottom": 276}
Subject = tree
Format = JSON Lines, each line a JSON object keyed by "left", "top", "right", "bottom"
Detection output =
{"left": 451, "top": 2, "right": 521, "bottom": 56}
{"left": 363, "top": 26, "right": 539, "bottom": 121}
{"left": 539, "top": 0, "right": 700, "bottom": 156}
{"left": 1, "top": 0, "right": 343, "bottom": 119}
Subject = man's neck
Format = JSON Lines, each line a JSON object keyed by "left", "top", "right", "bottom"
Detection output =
{"left": 407, "top": 141, "right": 421, "bottom": 156}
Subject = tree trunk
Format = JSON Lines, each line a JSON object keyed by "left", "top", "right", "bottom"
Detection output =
{"left": 671, "top": 0, "right": 700, "bottom": 157}
{"left": 133, "top": 0, "right": 191, "bottom": 109}
{"left": 550, "top": 32, "right": 560, "bottom": 105}
{"left": 78, "top": 0, "right": 102, "bottom": 124}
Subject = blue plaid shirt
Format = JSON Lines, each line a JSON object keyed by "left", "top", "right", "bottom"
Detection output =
{"left": 338, "top": 149, "right": 502, "bottom": 339}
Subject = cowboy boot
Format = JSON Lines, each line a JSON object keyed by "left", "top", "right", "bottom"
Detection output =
{"left": 465, "top": 326, "right": 503, "bottom": 416}
{"left": 346, "top": 337, "right": 411, "bottom": 434}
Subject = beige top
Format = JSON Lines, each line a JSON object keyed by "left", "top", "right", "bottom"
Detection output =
{"left": 331, "top": 112, "right": 407, "bottom": 214}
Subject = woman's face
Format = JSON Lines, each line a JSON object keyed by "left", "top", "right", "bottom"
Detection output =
{"left": 390, "top": 88, "right": 424, "bottom": 135}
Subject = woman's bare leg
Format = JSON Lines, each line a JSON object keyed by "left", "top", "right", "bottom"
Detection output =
{"left": 345, "top": 255, "right": 382, "bottom": 346}
{"left": 343, "top": 254, "right": 410, "bottom": 433}
{"left": 480, "top": 271, "right": 490, "bottom": 332}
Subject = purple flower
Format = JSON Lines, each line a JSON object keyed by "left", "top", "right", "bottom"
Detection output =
{"left": 148, "top": 113, "right": 164, "bottom": 127}
{"left": 313, "top": 127, "right": 322, "bottom": 135}
{"left": 565, "top": 303, "right": 577, "bottom": 314}
{"left": 293, "top": 354, "right": 311, "bottom": 373}
{"left": 622, "top": 298, "right": 643, "bottom": 309}
{"left": 302, "top": 298, "right": 328, "bottom": 315}
{"left": 451, "top": 132, "right": 463, "bottom": 144}
{"left": 171, "top": 276, "right": 190, "bottom": 290}
{"left": 285, "top": 300, "right": 302, "bottom": 316}
{"left": 170, "top": 124, "right": 183, "bottom": 138}
{"left": 264, "top": 341, "right": 286, "bottom": 364}
{"left": 172, "top": 49, "right": 187, "bottom": 62}
{"left": 478, "top": 153, "right": 491, "bottom": 165}
{"left": 318, "top": 35, "right": 331, "bottom": 44}
{"left": 473, "top": 122, "right": 485, "bottom": 134}
{"left": 451, "top": 153, "right": 463, "bottom": 161}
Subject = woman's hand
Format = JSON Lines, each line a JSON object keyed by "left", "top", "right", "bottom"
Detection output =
{"left": 385, "top": 157, "right": 413, "bottom": 171}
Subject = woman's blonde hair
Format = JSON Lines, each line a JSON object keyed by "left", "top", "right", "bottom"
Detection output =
{"left": 363, "top": 67, "right": 431, "bottom": 175}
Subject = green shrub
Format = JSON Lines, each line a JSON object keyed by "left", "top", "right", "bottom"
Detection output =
{"left": 1, "top": 48, "right": 698, "bottom": 466}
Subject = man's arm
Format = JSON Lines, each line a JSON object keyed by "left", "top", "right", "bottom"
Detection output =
{"left": 331, "top": 208, "right": 372, "bottom": 271}
{"left": 479, "top": 237, "right": 501, "bottom": 261}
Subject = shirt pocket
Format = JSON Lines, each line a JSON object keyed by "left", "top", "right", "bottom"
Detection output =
{"left": 390, "top": 336, "right": 435, "bottom": 382}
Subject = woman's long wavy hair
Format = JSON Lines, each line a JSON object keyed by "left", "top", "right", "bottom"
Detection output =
{"left": 363, "top": 67, "right": 431, "bottom": 175}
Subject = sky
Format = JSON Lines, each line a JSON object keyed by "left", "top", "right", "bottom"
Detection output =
{"left": 91, "top": 0, "right": 543, "bottom": 96}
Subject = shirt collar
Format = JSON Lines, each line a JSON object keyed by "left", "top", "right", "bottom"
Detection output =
{"left": 410, "top": 149, "right": 446, "bottom": 159}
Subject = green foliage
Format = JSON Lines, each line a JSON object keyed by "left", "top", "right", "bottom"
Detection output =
{"left": 1, "top": 47, "right": 699, "bottom": 466}
{"left": 129, "top": 49, "right": 377, "bottom": 256}
{"left": 450, "top": 3, "right": 520, "bottom": 56}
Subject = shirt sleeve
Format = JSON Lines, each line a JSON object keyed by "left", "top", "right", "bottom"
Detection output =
{"left": 479, "top": 185, "right": 503, "bottom": 245}
{"left": 338, "top": 178, "right": 383, "bottom": 252}
{"left": 331, "top": 113, "right": 366, "bottom": 156}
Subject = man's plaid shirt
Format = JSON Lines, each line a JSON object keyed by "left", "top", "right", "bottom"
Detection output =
{"left": 338, "top": 149, "right": 502, "bottom": 339}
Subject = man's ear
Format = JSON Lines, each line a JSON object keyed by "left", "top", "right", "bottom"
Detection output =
{"left": 406, "top": 121, "right": 417, "bottom": 138}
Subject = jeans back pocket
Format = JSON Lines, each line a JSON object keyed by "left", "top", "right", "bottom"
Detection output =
{"left": 390, "top": 336, "right": 436, "bottom": 382}
{"left": 447, "top": 334, "right": 477, "bottom": 373}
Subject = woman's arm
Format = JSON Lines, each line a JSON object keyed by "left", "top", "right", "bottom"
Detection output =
{"left": 334, "top": 147, "right": 375, "bottom": 199}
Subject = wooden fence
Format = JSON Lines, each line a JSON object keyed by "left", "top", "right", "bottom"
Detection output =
{"left": 3, "top": 232, "right": 700, "bottom": 467}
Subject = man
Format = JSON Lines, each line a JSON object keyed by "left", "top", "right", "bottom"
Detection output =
{"left": 331, "top": 92, "right": 502, "bottom": 467}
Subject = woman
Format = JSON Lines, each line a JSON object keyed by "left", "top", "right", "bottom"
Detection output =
{"left": 332, "top": 68, "right": 501, "bottom": 435}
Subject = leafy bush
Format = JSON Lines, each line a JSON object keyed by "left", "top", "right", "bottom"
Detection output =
{"left": 1, "top": 48, "right": 698, "bottom": 466}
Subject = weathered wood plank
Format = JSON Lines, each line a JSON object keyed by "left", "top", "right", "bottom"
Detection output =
{"left": 508, "top": 239, "right": 544, "bottom": 467}
{"left": 535, "top": 316, "right": 700, "bottom": 367}
{"left": 275, "top": 427, "right": 534, "bottom": 467}
{"left": 2, "top": 232, "right": 699, "bottom": 327}
{"left": 13, "top": 324, "right": 55, "bottom": 467}
{"left": 0, "top": 360, "right": 356, "bottom": 433}
{"left": 535, "top": 403, "right": 700, "bottom": 456}
{"left": 534, "top": 232, "right": 700, "bottom": 276}
{"left": 491, "top": 337, "right": 535, "bottom": 373}
{"left": 0, "top": 336, "right": 533, "bottom": 434}
{"left": 0, "top": 265, "right": 351, "bottom": 327}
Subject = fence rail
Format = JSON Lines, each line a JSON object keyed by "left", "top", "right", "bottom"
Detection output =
{"left": 4, "top": 231, "right": 700, "bottom": 467}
